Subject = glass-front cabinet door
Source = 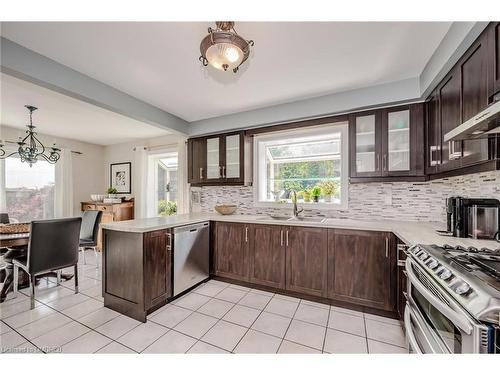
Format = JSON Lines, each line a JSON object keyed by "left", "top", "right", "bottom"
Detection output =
{"left": 206, "top": 137, "right": 221, "bottom": 180}
{"left": 350, "top": 111, "right": 381, "bottom": 177}
{"left": 224, "top": 134, "right": 241, "bottom": 179}
{"left": 386, "top": 109, "right": 410, "bottom": 172}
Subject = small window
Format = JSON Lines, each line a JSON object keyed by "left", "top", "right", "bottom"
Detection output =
{"left": 254, "top": 122, "right": 348, "bottom": 209}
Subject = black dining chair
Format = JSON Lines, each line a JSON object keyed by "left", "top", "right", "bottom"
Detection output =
{"left": 12, "top": 217, "right": 82, "bottom": 309}
{"left": 79, "top": 210, "right": 103, "bottom": 268}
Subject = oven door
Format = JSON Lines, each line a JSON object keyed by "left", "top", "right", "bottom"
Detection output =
{"left": 405, "top": 257, "right": 487, "bottom": 353}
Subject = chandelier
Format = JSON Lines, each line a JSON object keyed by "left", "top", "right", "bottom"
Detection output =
{"left": 199, "top": 21, "right": 254, "bottom": 73}
{"left": 0, "top": 105, "right": 60, "bottom": 167}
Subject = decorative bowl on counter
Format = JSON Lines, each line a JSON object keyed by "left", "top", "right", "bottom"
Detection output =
{"left": 90, "top": 194, "right": 107, "bottom": 202}
{"left": 214, "top": 204, "right": 238, "bottom": 215}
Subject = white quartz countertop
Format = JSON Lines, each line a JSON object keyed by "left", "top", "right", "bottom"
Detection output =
{"left": 101, "top": 212, "right": 500, "bottom": 249}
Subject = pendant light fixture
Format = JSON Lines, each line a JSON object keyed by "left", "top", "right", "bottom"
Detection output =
{"left": 199, "top": 21, "right": 254, "bottom": 73}
{"left": 0, "top": 105, "right": 60, "bottom": 167}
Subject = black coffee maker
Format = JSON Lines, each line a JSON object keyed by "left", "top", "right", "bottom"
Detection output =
{"left": 446, "top": 197, "right": 465, "bottom": 237}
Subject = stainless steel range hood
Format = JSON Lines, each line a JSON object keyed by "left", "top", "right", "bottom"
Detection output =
{"left": 444, "top": 99, "right": 500, "bottom": 141}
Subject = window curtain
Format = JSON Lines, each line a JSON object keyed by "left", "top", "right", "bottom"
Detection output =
{"left": 0, "top": 159, "right": 6, "bottom": 212}
{"left": 133, "top": 146, "right": 148, "bottom": 219}
{"left": 176, "top": 137, "right": 189, "bottom": 214}
{"left": 55, "top": 148, "right": 73, "bottom": 218}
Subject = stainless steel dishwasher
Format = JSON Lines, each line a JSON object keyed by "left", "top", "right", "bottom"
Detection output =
{"left": 172, "top": 221, "right": 210, "bottom": 296}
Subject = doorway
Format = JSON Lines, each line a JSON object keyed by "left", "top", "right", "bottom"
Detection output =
{"left": 147, "top": 151, "right": 178, "bottom": 217}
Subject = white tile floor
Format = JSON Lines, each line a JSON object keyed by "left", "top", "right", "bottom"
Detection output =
{"left": 0, "top": 251, "right": 408, "bottom": 354}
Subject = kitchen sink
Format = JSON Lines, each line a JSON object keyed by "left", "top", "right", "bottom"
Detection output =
{"left": 256, "top": 215, "right": 327, "bottom": 223}
{"left": 288, "top": 217, "right": 327, "bottom": 223}
{"left": 256, "top": 215, "right": 291, "bottom": 221}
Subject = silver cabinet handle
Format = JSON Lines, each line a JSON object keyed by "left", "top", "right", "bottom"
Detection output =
{"left": 199, "top": 167, "right": 203, "bottom": 180}
{"left": 385, "top": 237, "right": 389, "bottom": 258}
{"left": 280, "top": 230, "right": 284, "bottom": 246}
{"left": 166, "top": 233, "right": 172, "bottom": 251}
{"left": 222, "top": 166, "right": 226, "bottom": 179}
{"left": 286, "top": 230, "right": 289, "bottom": 247}
{"left": 245, "top": 227, "right": 248, "bottom": 243}
{"left": 376, "top": 154, "right": 380, "bottom": 171}
{"left": 383, "top": 154, "right": 387, "bottom": 171}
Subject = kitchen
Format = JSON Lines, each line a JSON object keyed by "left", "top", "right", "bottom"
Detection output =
{"left": 1, "top": 4, "right": 500, "bottom": 370}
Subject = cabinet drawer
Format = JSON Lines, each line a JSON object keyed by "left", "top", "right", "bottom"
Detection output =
{"left": 82, "top": 204, "right": 96, "bottom": 210}
{"left": 96, "top": 204, "right": 112, "bottom": 212}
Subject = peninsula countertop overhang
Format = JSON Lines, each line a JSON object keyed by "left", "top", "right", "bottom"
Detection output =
{"left": 100, "top": 213, "right": 500, "bottom": 249}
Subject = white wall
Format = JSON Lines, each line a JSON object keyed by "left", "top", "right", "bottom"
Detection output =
{"left": 0, "top": 124, "right": 106, "bottom": 214}
{"left": 103, "top": 134, "right": 183, "bottom": 217}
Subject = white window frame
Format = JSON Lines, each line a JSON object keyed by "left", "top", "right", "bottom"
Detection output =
{"left": 253, "top": 122, "right": 349, "bottom": 210}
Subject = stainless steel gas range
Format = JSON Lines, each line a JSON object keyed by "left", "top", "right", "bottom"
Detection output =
{"left": 404, "top": 244, "right": 500, "bottom": 353}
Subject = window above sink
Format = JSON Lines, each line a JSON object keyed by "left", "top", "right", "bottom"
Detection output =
{"left": 253, "top": 123, "right": 349, "bottom": 210}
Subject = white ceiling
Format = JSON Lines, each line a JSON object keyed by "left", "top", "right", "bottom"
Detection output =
{"left": 1, "top": 22, "right": 452, "bottom": 122}
{"left": 0, "top": 73, "right": 170, "bottom": 145}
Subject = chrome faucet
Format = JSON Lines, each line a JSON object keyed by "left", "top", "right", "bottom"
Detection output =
{"left": 290, "top": 190, "right": 303, "bottom": 217}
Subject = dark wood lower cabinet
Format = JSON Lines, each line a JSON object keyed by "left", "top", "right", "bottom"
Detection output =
{"left": 249, "top": 224, "right": 286, "bottom": 289}
{"left": 286, "top": 227, "right": 328, "bottom": 297}
{"left": 212, "top": 222, "right": 397, "bottom": 315}
{"left": 103, "top": 228, "right": 172, "bottom": 322}
{"left": 327, "top": 229, "right": 396, "bottom": 311}
{"left": 214, "top": 222, "right": 249, "bottom": 282}
{"left": 144, "top": 230, "right": 172, "bottom": 311}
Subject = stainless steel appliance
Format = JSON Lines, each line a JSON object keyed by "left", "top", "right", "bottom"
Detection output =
{"left": 440, "top": 197, "right": 500, "bottom": 241}
{"left": 444, "top": 96, "right": 500, "bottom": 141}
{"left": 172, "top": 222, "right": 209, "bottom": 296}
{"left": 405, "top": 244, "right": 500, "bottom": 353}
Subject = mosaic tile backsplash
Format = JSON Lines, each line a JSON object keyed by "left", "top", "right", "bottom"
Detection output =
{"left": 197, "top": 171, "right": 500, "bottom": 224}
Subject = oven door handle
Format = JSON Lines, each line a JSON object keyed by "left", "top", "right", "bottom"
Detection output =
{"left": 405, "top": 258, "right": 473, "bottom": 335}
{"left": 404, "top": 306, "right": 422, "bottom": 354}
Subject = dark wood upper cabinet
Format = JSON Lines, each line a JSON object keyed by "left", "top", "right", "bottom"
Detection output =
{"left": 425, "top": 89, "right": 441, "bottom": 174}
{"left": 213, "top": 222, "right": 249, "bottom": 282}
{"left": 487, "top": 22, "right": 500, "bottom": 99}
{"left": 460, "top": 33, "right": 491, "bottom": 167}
{"left": 285, "top": 226, "right": 328, "bottom": 297}
{"left": 188, "top": 131, "right": 245, "bottom": 185}
{"left": 249, "top": 224, "right": 286, "bottom": 289}
{"left": 328, "top": 229, "right": 395, "bottom": 311}
{"left": 187, "top": 137, "right": 206, "bottom": 184}
{"left": 349, "top": 103, "right": 425, "bottom": 181}
{"left": 349, "top": 110, "right": 383, "bottom": 178}
{"left": 438, "top": 71, "right": 462, "bottom": 172}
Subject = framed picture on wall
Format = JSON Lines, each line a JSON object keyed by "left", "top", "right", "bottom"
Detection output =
{"left": 110, "top": 162, "right": 132, "bottom": 194}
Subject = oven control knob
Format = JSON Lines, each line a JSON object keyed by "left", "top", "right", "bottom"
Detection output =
{"left": 426, "top": 259, "right": 439, "bottom": 269}
{"left": 454, "top": 282, "right": 471, "bottom": 295}
{"left": 438, "top": 268, "right": 452, "bottom": 280}
{"left": 418, "top": 252, "right": 428, "bottom": 261}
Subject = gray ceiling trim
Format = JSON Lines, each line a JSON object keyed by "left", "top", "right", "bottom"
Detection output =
{"left": 0, "top": 37, "right": 189, "bottom": 135}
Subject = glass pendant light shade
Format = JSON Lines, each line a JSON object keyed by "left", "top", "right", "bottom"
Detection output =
{"left": 199, "top": 22, "right": 253, "bottom": 73}
{"left": 205, "top": 42, "right": 244, "bottom": 71}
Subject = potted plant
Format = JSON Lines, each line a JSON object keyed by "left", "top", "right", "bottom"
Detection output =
{"left": 301, "top": 188, "right": 312, "bottom": 203}
{"left": 107, "top": 187, "right": 118, "bottom": 198}
{"left": 319, "top": 180, "right": 338, "bottom": 203}
{"left": 311, "top": 186, "right": 322, "bottom": 203}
